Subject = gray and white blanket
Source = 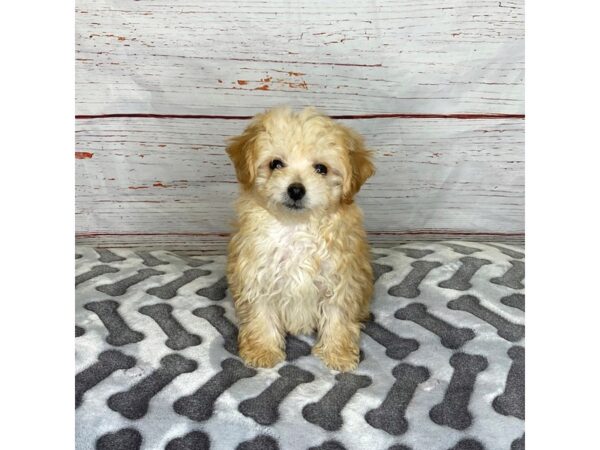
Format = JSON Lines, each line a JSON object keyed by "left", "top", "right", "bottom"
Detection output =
{"left": 75, "top": 242, "right": 525, "bottom": 450}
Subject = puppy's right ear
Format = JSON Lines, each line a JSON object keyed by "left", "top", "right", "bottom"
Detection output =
{"left": 226, "top": 118, "right": 264, "bottom": 189}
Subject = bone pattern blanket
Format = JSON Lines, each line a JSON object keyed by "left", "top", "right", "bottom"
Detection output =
{"left": 75, "top": 242, "right": 525, "bottom": 450}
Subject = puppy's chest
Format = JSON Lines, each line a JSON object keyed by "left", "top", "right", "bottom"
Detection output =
{"left": 260, "top": 223, "right": 334, "bottom": 296}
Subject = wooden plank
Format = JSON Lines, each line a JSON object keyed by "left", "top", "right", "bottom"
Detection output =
{"left": 75, "top": 117, "right": 524, "bottom": 240}
{"left": 76, "top": 0, "right": 524, "bottom": 115}
{"left": 75, "top": 233, "right": 524, "bottom": 256}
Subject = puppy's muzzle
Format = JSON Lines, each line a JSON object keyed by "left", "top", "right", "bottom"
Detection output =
{"left": 287, "top": 183, "right": 306, "bottom": 201}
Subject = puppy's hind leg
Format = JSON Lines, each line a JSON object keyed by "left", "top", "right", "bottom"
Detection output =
{"left": 237, "top": 304, "right": 285, "bottom": 369}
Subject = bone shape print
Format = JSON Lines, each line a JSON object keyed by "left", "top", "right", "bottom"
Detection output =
{"left": 95, "top": 249, "right": 125, "bottom": 263}
{"left": 172, "top": 254, "right": 212, "bottom": 267}
{"left": 493, "top": 346, "right": 525, "bottom": 419}
{"left": 302, "top": 372, "right": 372, "bottom": 431}
{"left": 440, "top": 243, "right": 482, "bottom": 255}
{"left": 75, "top": 265, "right": 119, "bottom": 287}
{"left": 501, "top": 293, "right": 525, "bottom": 312}
{"left": 438, "top": 257, "right": 492, "bottom": 291}
{"left": 447, "top": 439, "right": 484, "bottom": 450}
{"left": 395, "top": 303, "right": 475, "bottom": 349}
{"left": 174, "top": 358, "right": 256, "bottom": 422}
{"left": 447, "top": 295, "right": 524, "bottom": 342}
{"left": 165, "top": 431, "right": 210, "bottom": 450}
{"left": 372, "top": 262, "right": 393, "bottom": 282}
{"left": 511, "top": 434, "right": 525, "bottom": 450}
{"left": 236, "top": 435, "right": 279, "bottom": 450}
{"left": 136, "top": 251, "right": 169, "bottom": 267}
{"left": 363, "top": 314, "right": 419, "bottom": 360}
{"left": 192, "top": 305, "right": 239, "bottom": 354}
{"left": 84, "top": 300, "right": 145, "bottom": 346}
{"left": 96, "top": 428, "right": 141, "bottom": 450}
{"left": 388, "top": 260, "right": 442, "bottom": 298}
{"left": 284, "top": 335, "right": 312, "bottom": 361}
{"left": 108, "top": 354, "right": 197, "bottom": 419}
{"left": 239, "top": 364, "right": 314, "bottom": 425}
{"left": 147, "top": 269, "right": 210, "bottom": 300}
{"left": 139, "top": 303, "right": 202, "bottom": 350}
{"left": 429, "top": 352, "right": 488, "bottom": 430}
{"left": 308, "top": 441, "right": 347, "bottom": 450}
{"left": 487, "top": 243, "right": 524, "bottom": 260}
{"left": 96, "top": 268, "right": 165, "bottom": 296}
{"left": 196, "top": 276, "right": 228, "bottom": 301}
{"left": 393, "top": 247, "right": 435, "bottom": 259}
{"left": 75, "top": 350, "right": 136, "bottom": 407}
{"left": 491, "top": 260, "right": 525, "bottom": 289}
{"left": 365, "top": 363, "right": 430, "bottom": 435}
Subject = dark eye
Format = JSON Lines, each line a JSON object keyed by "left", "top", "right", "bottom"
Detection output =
{"left": 269, "top": 159, "right": 284, "bottom": 170}
{"left": 314, "top": 163, "right": 328, "bottom": 175}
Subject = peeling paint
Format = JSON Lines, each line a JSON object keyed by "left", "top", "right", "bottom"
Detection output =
{"left": 75, "top": 152, "right": 94, "bottom": 159}
{"left": 287, "top": 80, "right": 308, "bottom": 90}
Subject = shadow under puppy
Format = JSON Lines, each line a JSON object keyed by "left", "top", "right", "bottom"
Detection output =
{"left": 226, "top": 107, "right": 375, "bottom": 372}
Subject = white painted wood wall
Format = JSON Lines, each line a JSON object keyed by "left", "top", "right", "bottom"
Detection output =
{"left": 76, "top": 0, "right": 524, "bottom": 253}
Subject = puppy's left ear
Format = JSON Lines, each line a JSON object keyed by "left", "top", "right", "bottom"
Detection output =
{"left": 341, "top": 126, "right": 375, "bottom": 203}
{"left": 226, "top": 118, "right": 264, "bottom": 190}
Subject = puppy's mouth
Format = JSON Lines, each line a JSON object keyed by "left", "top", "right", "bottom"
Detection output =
{"left": 283, "top": 201, "right": 305, "bottom": 211}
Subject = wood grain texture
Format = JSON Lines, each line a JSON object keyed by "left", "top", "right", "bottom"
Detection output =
{"left": 75, "top": 233, "right": 524, "bottom": 256}
{"left": 76, "top": 0, "right": 524, "bottom": 116}
{"left": 76, "top": 117, "right": 524, "bottom": 244}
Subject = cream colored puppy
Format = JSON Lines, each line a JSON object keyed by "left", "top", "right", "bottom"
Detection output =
{"left": 226, "top": 107, "right": 375, "bottom": 372}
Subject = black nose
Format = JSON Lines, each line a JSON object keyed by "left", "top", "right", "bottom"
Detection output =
{"left": 287, "top": 183, "right": 306, "bottom": 201}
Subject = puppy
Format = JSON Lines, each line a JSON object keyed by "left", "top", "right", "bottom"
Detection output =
{"left": 226, "top": 107, "right": 375, "bottom": 372}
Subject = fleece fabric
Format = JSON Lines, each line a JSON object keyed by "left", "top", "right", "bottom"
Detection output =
{"left": 75, "top": 242, "right": 525, "bottom": 450}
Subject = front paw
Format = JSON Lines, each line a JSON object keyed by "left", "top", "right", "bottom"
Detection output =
{"left": 239, "top": 343, "right": 285, "bottom": 369}
{"left": 313, "top": 342, "right": 359, "bottom": 372}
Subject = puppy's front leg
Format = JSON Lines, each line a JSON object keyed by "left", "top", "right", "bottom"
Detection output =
{"left": 313, "top": 304, "right": 361, "bottom": 372}
{"left": 237, "top": 304, "right": 285, "bottom": 368}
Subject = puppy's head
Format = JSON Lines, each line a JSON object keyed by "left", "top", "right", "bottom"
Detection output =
{"left": 226, "top": 107, "right": 375, "bottom": 217}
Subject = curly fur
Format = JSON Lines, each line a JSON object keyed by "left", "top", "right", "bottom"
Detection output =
{"left": 226, "top": 107, "right": 375, "bottom": 372}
